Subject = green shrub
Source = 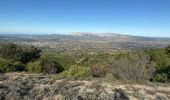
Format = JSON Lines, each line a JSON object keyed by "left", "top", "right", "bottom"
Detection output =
{"left": 145, "top": 48, "right": 170, "bottom": 82}
{"left": 0, "top": 58, "right": 25, "bottom": 72}
{"left": 27, "top": 61, "right": 41, "bottom": 73}
{"left": 0, "top": 43, "right": 22, "bottom": 61}
{"left": 80, "top": 53, "right": 113, "bottom": 67}
{"left": 152, "top": 73, "right": 168, "bottom": 83}
{"left": 105, "top": 73, "right": 117, "bottom": 82}
{"left": 145, "top": 48, "right": 170, "bottom": 70}
{"left": 62, "top": 65, "right": 90, "bottom": 79}
{"left": 40, "top": 57, "right": 63, "bottom": 74}
{"left": 151, "top": 65, "right": 170, "bottom": 82}
{"left": 19, "top": 46, "right": 41, "bottom": 64}
{"left": 0, "top": 43, "right": 41, "bottom": 64}
{"left": 57, "top": 55, "right": 77, "bottom": 69}
{"left": 12, "top": 62, "right": 26, "bottom": 71}
{"left": 90, "top": 64, "right": 109, "bottom": 77}
{"left": 0, "top": 58, "right": 13, "bottom": 72}
{"left": 165, "top": 44, "right": 170, "bottom": 55}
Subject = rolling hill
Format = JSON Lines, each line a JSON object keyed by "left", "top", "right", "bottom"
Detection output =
{"left": 0, "top": 33, "right": 170, "bottom": 53}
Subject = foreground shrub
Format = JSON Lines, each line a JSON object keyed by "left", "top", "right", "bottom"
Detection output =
{"left": 0, "top": 58, "right": 13, "bottom": 72}
{"left": 19, "top": 46, "right": 42, "bottom": 64}
{"left": 40, "top": 57, "right": 63, "bottom": 74}
{"left": 145, "top": 48, "right": 170, "bottom": 70}
{"left": 0, "top": 58, "right": 25, "bottom": 72}
{"left": 0, "top": 43, "right": 22, "bottom": 61}
{"left": 90, "top": 64, "right": 109, "bottom": 77}
{"left": 26, "top": 61, "right": 41, "bottom": 73}
{"left": 165, "top": 44, "right": 170, "bottom": 55}
{"left": 105, "top": 73, "right": 117, "bottom": 82}
{"left": 110, "top": 52, "right": 155, "bottom": 81}
{"left": 62, "top": 65, "right": 90, "bottom": 79}
{"left": 0, "top": 43, "right": 41, "bottom": 64}
{"left": 12, "top": 62, "right": 26, "bottom": 71}
{"left": 152, "top": 65, "right": 170, "bottom": 82}
{"left": 152, "top": 73, "right": 168, "bottom": 83}
{"left": 145, "top": 48, "right": 170, "bottom": 82}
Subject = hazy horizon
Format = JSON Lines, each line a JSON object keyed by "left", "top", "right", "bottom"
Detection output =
{"left": 1, "top": 32, "right": 170, "bottom": 38}
{"left": 0, "top": 0, "right": 170, "bottom": 37}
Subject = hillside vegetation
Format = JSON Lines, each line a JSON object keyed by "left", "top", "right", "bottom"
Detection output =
{"left": 1, "top": 43, "right": 170, "bottom": 100}
{"left": 1, "top": 43, "right": 170, "bottom": 82}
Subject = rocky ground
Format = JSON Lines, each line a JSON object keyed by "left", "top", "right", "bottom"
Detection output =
{"left": 0, "top": 73, "right": 170, "bottom": 100}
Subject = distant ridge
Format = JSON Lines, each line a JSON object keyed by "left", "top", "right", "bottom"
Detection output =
{"left": 68, "top": 32, "right": 170, "bottom": 38}
{"left": 1, "top": 33, "right": 170, "bottom": 51}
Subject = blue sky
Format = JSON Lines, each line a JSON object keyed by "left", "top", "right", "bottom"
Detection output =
{"left": 0, "top": 0, "right": 170, "bottom": 37}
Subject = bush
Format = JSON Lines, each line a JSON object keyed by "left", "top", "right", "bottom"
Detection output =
{"left": 12, "top": 62, "right": 26, "bottom": 71}
{"left": 105, "top": 73, "right": 117, "bottom": 82}
{"left": 19, "top": 46, "right": 41, "bottom": 64}
{"left": 151, "top": 65, "right": 170, "bottom": 82}
{"left": 0, "top": 58, "right": 13, "bottom": 72}
{"left": 62, "top": 65, "right": 90, "bottom": 79}
{"left": 152, "top": 73, "right": 168, "bottom": 83}
{"left": 0, "top": 43, "right": 22, "bottom": 61}
{"left": 145, "top": 48, "right": 170, "bottom": 70}
{"left": 110, "top": 52, "right": 155, "bottom": 81}
{"left": 26, "top": 61, "right": 41, "bottom": 73}
{"left": 0, "top": 43, "right": 41, "bottom": 64}
{"left": 40, "top": 57, "right": 63, "bottom": 74}
{"left": 90, "top": 64, "right": 109, "bottom": 77}
{"left": 165, "top": 44, "right": 170, "bottom": 55}
{"left": 0, "top": 58, "right": 25, "bottom": 72}
{"left": 145, "top": 48, "right": 170, "bottom": 82}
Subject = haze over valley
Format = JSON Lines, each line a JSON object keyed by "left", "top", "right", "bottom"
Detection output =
{"left": 1, "top": 33, "right": 170, "bottom": 53}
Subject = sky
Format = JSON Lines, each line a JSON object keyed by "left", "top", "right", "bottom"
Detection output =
{"left": 0, "top": 0, "right": 170, "bottom": 37}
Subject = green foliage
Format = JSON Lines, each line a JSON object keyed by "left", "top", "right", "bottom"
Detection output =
{"left": 0, "top": 58, "right": 25, "bottom": 72}
{"left": 41, "top": 52, "right": 77, "bottom": 70}
{"left": 19, "top": 46, "right": 41, "bottom": 64}
{"left": 62, "top": 65, "right": 90, "bottom": 79}
{"left": 165, "top": 44, "right": 170, "bottom": 55}
{"left": 40, "top": 57, "right": 63, "bottom": 74}
{"left": 152, "top": 65, "right": 170, "bottom": 82}
{"left": 0, "top": 43, "right": 42, "bottom": 73}
{"left": 80, "top": 53, "right": 113, "bottom": 67}
{"left": 26, "top": 61, "right": 41, "bottom": 73}
{"left": 0, "top": 58, "right": 13, "bottom": 72}
{"left": 57, "top": 55, "right": 77, "bottom": 69}
{"left": 145, "top": 48, "right": 170, "bottom": 82}
{"left": 90, "top": 64, "right": 109, "bottom": 77}
{"left": 1, "top": 42, "right": 170, "bottom": 83}
{"left": 105, "top": 73, "right": 117, "bottom": 82}
{"left": 12, "top": 62, "right": 26, "bottom": 71}
{"left": 152, "top": 73, "right": 168, "bottom": 83}
{"left": 0, "top": 43, "right": 41, "bottom": 64}
{"left": 145, "top": 48, "right": 170, "bottom": 70}
{"left": 0, "top": 43, "right": 22, "bottom": 61}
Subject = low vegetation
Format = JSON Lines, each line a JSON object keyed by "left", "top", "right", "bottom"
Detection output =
{"left": 109, "top": 52, "right": 155, "bottom": 82}
{"left": 0, "top": 43, "right": 170, "bottom": 82}
{"left": 0, "top": 73, "right": 170, "bottom": 100}
{"left": 62, "top": 65, "right": 90, "bottom": 79}
{"left": 1, "top": 43, "right": 170, "bottom": 99}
